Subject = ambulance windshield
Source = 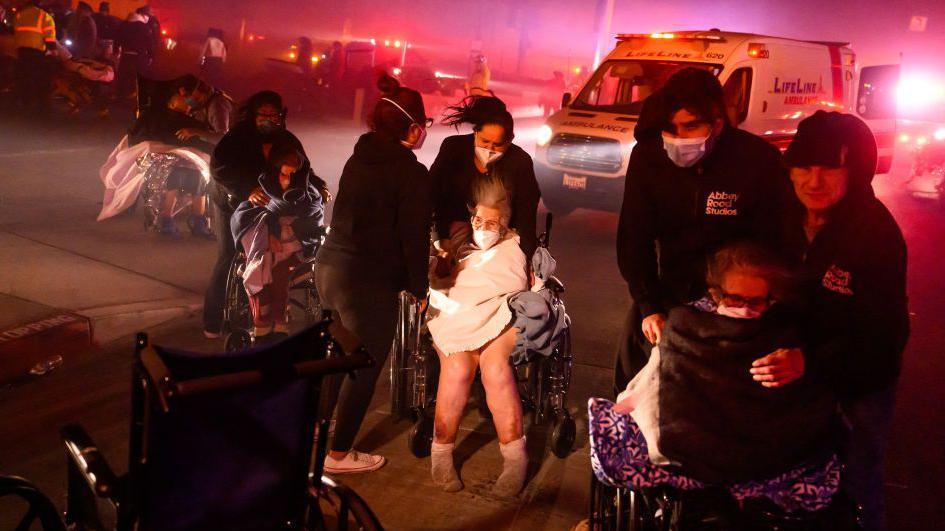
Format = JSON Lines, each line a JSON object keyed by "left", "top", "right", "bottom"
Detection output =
{"left": 572, "top": 60, "right": 721, "bottom": 115}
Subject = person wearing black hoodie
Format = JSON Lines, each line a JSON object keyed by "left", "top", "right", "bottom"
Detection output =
{"left": 314, "top": 75, "right": 432, "bottom": 474}
{"left": 764, "top": 111, "right": 909, "bottom": 531}
{"left": 202, "top": 91, "right": 327, "bottom": 338}
{"left": 613, "top": 68, "right": 785, "bottom": 393}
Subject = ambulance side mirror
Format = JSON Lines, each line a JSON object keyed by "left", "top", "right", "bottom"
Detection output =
{"left": 857, "top": 64, "right": 900, "bottom": 120}
{"left": 561, "top": 92, "right": 572, "bottom": 108}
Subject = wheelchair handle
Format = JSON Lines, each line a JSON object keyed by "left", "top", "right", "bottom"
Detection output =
{"left": 172, "top": 349, "right": 375, "bottom": 398}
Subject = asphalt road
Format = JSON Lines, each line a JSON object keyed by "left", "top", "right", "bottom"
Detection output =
{"left": 0, "top": 108, "right": 942, "bottom": 529}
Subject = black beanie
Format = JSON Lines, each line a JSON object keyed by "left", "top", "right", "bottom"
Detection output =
{"left": 784, "top": 111, "right": 877, "bottom": 186}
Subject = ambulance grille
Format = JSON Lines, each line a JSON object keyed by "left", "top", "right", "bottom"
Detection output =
{"left": 547, "top": 134, "right": 623, "bottom": 173}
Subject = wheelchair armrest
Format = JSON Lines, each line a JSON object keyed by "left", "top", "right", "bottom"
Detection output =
{"left": 545, "top": 275, "right": 566, "bottom": 294}
{"left": 61, "top": 424, "right": 121, "bottom": 499}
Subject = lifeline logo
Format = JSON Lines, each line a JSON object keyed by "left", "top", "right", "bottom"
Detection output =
{"left": 705, "top": 191, "right": 738, "bottom": 216}
{"left": 822, "top": 264, "right": 854, "bottom": 296}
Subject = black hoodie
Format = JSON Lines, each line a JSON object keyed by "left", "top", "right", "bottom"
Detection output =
{"left": 617, "top": 124, "right": 786, "bottom": 318}
{"left": 315, "top": 133, "right": 432, "bottom": 298}
{"left": 782, "top": 112, "right": 909, "bottom": 398}
{"left": 210, "top": 122, "right": 322, "bottom": 211}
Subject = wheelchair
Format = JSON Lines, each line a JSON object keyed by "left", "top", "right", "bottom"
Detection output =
{"left": 8, "top": 321, "right": 384, "bottom": 530}
{"left": 222, "top": 250, "right": 324, "bottom": 352}
{"left": 135, "top": 152, "right": 212, "bottom": 233}
{"left": 586, "top": 397, "right": 859, "bottom": 531}
{"left": 587, "top": 480, "right": 858, "bottom": 530}
{"left": 390, "top": 213, "right": 577, "bottom": 459}
{"left": 129, "top": 74, "right": 221, "bottom": 234}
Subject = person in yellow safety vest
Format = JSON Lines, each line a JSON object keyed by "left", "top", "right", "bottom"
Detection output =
{"left": 14, "top": 1, "right": 57, "bottom": 112}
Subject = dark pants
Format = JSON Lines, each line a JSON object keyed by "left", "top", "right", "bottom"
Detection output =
{"left": 14, "top": 48, "right": 52, "bottom": 111}
{"left": 314, "top": 261, "right": 400, "bottom": 453}
{"left": 613, "top": 300, "right": 655, "bottom": 396}
{"left": 116, "top": 52, "right": 150, "bottom": 99}
{"left": 200, "top": 57, "right": 224, "bottom": 88}
{"left": 203, "top": 201, "right": 236, "bottom": 333}
{"left": 840, "top": 385, "right": 898, "bottom": 531}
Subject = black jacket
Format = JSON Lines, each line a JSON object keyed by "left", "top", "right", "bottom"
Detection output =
{"left": 118, "top": 19, "right": 153, "bottom": 57}
{"left": 658, "top": 304, "right": 836, "bottom": 483}
{"left": 430, "top": 134, "right": 541, "bottom": 258}
{"left": 210, "top": 123, "right": 317, "bottom": 211}
{"left": 617, "top": 125, "right": 785, "bottom": 318}
{"left": 315, "top": 133, "right": 432, "bottom": 298}
{"left": 782, "top": 171, "right": 909, "bottom": 399}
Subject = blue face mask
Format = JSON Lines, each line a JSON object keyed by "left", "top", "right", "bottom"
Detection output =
{"left": 662, "top": 132, "right": 715, "bottom": 168}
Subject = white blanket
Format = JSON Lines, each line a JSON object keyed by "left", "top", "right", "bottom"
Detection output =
{"left": 96, "top": 135, "right": 211, "bottom": 221}
{"left": 427, "top": 234, "right": 527, "bottom": 355}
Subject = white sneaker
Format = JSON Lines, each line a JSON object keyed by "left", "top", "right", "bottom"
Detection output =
{"left": 323, "top": 451, "right": 386, "bottom": 474}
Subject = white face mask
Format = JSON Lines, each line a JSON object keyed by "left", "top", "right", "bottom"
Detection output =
{"left": 716, "top": 304, "right": 763, "bottom": 320}
{"left": 473, "top": 229, "right": 501, "bottom": 250}
{"left": 475, "top": 146, "right": 504, "bottom": 166}
{"left": 662, "top": 132, "right": 713, "bottom": 168}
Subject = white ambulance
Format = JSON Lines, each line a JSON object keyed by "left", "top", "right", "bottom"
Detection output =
{"left": 534, "top": 30, "right": 899, "bottom": 214}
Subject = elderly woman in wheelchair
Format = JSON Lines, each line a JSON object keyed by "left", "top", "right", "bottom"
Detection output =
{"left": 588, "top": 242, "right": 853, "bottom": 529}
{"left": 423, "top": 176, "right": 532, "bottom": 496}
{"left": 230, "top": 144, "right": 325, "bottom": 344}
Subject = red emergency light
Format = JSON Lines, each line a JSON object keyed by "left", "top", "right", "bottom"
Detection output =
{"left": 747, "top": 43, "right": 769, "bottom": 58}
{"left": 617, "top": 31, "right": 726, "bottom": 42}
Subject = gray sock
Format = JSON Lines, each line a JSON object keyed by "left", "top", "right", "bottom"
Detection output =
{"left": 431, "top": 441, "right": 463, "bottom": 492}
{"left": 493, "top": 436, "right": 527, "bottom": 497}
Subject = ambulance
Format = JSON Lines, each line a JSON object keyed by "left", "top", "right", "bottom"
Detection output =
{"left": 534, "top": 30, "right": 899, "bottom": 214}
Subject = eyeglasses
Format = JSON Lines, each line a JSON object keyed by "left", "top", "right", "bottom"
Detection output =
{"left": 256, "top": 111, "right": 284, "bottom": 121}
{"left": 471, "top": 215, "right": 501, "bottom": 232}
{"left": 421, "top": 117, "right": 434, "bottom": 128}
{"left": 713, "top": 287, "right": 770, "bottom": 311}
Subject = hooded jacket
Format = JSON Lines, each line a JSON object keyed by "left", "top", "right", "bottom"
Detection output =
{"left": 315, "top": 133, "right": 432, "bottom": 298}
{"left": 617, "top": 122, "right": 786, "bottom": 318}
{"left": 210, "top": 123, "right": 321, "bottom": 211}
{"left": 782, "top": 111, "right": 909, "bottom": 398}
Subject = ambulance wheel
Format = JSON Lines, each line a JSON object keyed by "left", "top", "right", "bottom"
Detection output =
{"left": 408, "top": 414, "right": 434, "bottom": 458}
{"left": 542, "top": 193, "right": 577, "bottom": 217}
{"left": 551, "top": 413, "right": 576, "bottom": 458}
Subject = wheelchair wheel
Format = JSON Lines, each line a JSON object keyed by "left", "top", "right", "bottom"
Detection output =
{"left": 551, "top": 411, "right": 576, "bottom": 458}
{"left": 224, "top": 330, "right": 252, "bottom": 352}
{"left": 311, "top": 475, "right": 383, "bottom": 531}
{"left": 408, "top": 412, "right": 434, "bottom": 458}
{"left": 0, "top": 475, "right": 67, "bottom": 531}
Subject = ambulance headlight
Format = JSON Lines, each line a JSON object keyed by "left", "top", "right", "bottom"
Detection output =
{"left": 536, "top": 125, "right": 553, "bottom": 147}
{"left": 934, "top": 128, "right": 945, "bottom": 141}
{"left": 64, "top": 39, "right": 73, "bottom": 47}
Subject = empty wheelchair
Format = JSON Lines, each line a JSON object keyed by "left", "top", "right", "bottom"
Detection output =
{"left": 55, "top": 321, "right": 383, "bottom": 530}
{"left": 390, "top": 214, "right": 576, "bottom": 459}
{"left": 221, "top": 251, "right": 323, "bottom": 351}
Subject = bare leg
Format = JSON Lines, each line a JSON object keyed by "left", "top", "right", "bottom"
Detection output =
{"left": 479, "top": 326, "right": 523, "bottom": 444}
{"left": 433, "top": 347, "right": 478, "bottom": 444}
{"left": 161, "top": 190, "right": 178, "bottom": 217}
{"left": 480, "top": 326, "right": 528, "bottom": 497}
{"left": 431, "top": 345, "right": 476, "bottom": 492}
{"left": 193, "top": 194, "right": 207, "bottom": 216}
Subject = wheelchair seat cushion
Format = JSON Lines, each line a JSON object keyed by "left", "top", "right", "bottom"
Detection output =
{"left": 588, "top": 398, "right": 840, "bottom": 513}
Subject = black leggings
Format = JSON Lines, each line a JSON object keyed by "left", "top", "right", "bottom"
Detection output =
{"left": 315, "top": 261, "right": 399, "bottom": 453}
